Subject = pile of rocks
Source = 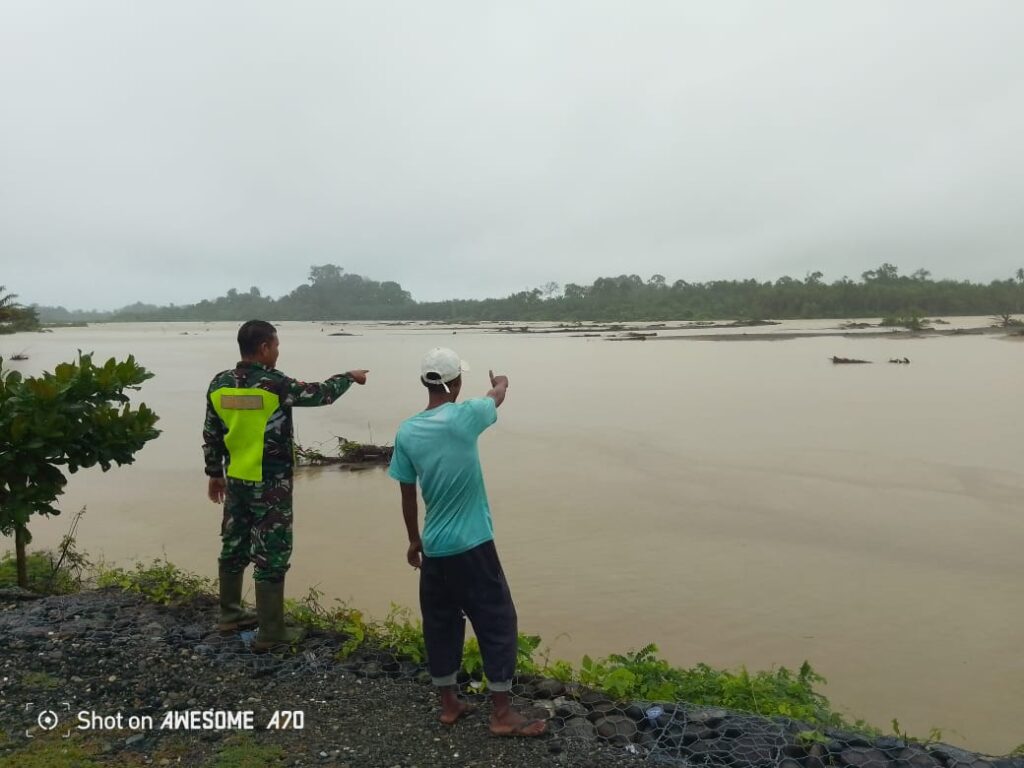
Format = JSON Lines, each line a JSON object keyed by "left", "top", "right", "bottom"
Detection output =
{"left": 1, "top": 589, "right": 1019, "bottom": 768}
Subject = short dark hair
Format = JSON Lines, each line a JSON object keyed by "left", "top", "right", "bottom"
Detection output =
{"left": 422, "top": 374, "right": 460, "bottom": 394}
{"left": 238, "top": 320, "right": 276, "bottom": 357}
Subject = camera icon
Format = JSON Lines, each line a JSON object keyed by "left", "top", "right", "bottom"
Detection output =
{"left": 37, "top": 710, "right": 60, "bottom": 731}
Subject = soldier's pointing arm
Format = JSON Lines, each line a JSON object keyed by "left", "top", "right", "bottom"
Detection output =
{"left": 281, "top": 369, "right": 368, "bottom": 407}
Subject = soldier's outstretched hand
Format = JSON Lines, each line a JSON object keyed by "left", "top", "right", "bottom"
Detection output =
{"left": 346, "top": 370, "right": 369, "bottom": 385}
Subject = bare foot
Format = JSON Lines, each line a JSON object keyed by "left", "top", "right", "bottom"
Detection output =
{"left": 439, "top": 699, "right": 472, "bottom": 726}
{"left": 489, "top": 710, "right": 547, "bottom": 737}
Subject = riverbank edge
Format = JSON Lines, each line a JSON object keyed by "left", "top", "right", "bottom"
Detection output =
{"left": 1, "top": 581, "right": 1021, "bottom": 768}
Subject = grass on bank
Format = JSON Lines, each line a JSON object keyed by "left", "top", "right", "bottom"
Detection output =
{"left": 0, "top": 548, "right": 84, "bottom": 595}
{"left": 0, "top": 732, "right": 285, "bottom": 768}
{"left": 0, "top": 738, "right": 102, "bottom": 768}
{"left": 5, "top": 548, "right": 876, "bottom": 735}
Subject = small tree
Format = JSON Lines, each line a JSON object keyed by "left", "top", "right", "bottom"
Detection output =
{"left": 0, "top": 352, "right": 160, "bottom": 588}
{"left": 0, "top": 285, "right": 40, "bottom": 333}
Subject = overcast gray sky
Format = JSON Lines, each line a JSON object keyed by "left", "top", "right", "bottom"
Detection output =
{"left": 2, "top": 1, "right": 1022, "bottom": 309}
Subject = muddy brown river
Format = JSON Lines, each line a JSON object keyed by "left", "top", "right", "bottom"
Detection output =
{"left": 4, "top": 320, "right": 1022, "bottom": 753}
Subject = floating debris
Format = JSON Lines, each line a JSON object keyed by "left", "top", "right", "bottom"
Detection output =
{"left": 606, "top": 331, "right": 657, "bottom": 341}
{"left": 888, "top": 357, "right": 911, "bottom": 364}
{"left": 830, "top": 356, "right": 871, "bottom": 364}
{"left": 295, "top": 437, "right": 392, "bottom": 469}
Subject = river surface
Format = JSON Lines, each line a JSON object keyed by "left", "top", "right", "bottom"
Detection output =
{"left": 4, "top": 320, "right": 1022, "bottom": 753}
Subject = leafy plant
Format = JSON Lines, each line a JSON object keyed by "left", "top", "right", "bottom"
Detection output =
{"left": 462, "top": 637, "right": 483, "bottom": 680}
{"left": 795, "top": 729, "right": 831, "bottom": 746}
{"left": 0, "top": 353, "right": 160, "bottom": 587}
{"left": 566, "top": 646, "right": 852, "bottom": 729}
{"left": 892, "top": 719, "right": 944, "bottom": 747}
{"left": 375, "top": 603, "right": 426, "bottom": 663}
{"left": 283, "top": 586, "right": 367, "bottom": 658}
{"left": 516, "top": 633, "right": 542, "bottom": 675}
{"left": 96, "top": 558, "right": 213, "bottom": 604}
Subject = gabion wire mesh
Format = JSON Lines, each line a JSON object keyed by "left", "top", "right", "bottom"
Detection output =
{"left": 1, "top": 589, "right": 1019, "bottom": 768}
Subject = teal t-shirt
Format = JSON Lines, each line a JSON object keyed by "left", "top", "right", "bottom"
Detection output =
{"left": 388, "top": 397, "right": 498, "bottom": 558}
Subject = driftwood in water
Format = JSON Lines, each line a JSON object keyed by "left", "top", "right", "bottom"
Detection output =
{"left": 10, "top": 353, "right": 29, "bottom": 361}
{"left": 888, "top": 357, "right": 911, "bottom": 364}
{"left": 606, "top": 331, "right": 658, "bottom": 341}
{"left": 830, "top": 356, "right": 871, "bottom": 364}
{"left": 296, "top": 437, "right": 393, "bottom": 469}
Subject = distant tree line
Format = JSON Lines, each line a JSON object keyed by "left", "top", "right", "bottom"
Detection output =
{"left": 31, "top": 264, "right": 1024, "bottom": 324}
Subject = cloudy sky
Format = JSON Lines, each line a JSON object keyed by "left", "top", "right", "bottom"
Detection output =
{"left": 2, "top": 2, "right": 1022, "bottom": 309}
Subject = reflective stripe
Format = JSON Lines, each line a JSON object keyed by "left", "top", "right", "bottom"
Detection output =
{"left": 211, "top": 387, "right": 280, "bottom": 482}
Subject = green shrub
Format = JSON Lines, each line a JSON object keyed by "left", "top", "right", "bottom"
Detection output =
{"left": 283, "top": 586, "right": 366, "bottom": 658}
{"left": 96, "top": 558, "right": 213, "bottom": 604}
{"left": 0, "top": 550, "right": 80, "bottom": 594}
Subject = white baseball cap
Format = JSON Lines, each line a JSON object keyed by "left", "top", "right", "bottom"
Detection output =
{"left": 421, "top": 347, "right": 469, "bottom": 392}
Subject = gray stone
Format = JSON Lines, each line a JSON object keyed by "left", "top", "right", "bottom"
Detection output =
{"left": 841, "top": 747, "right": 892, "bottom": 768}
{"left": 577, "top": 689, "right": 608, "bottom": 706}
{"left": 595, "top": 715, "right": 638, "bottom": 744}
{"left": 728, "top": 734, "right": 786, "bottom": 765}
{"left": 897, "top": 747, "right": 944, "bottom": 768}
{"left": 560, "top": 717, "right": 597, "bottom": 741}
{"left": 586, "top": 699, "right": 618, "bottom": 722}
{"left": 533, "top": 678, "right": 566, "bottom": 699}
{"left": 14, "top": 626, "right": 50, "bottom": 639}
{"left": 690, "top": 707, "right": 729, "bottom": 727}
{"left": 553, "top": 698, "right": 588, "bottom": 719}
{"left": 929, "top": 746, "right": 986, "bottom": 767}
{"left": 623, "top": 701, "right": 652, "bottom": 722}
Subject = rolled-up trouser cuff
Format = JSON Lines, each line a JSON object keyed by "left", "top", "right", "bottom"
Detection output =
{"left": 432, "top": 673, "right": 459, "bottom": 687}
{"left": 488, "top": 679, "right": 513, "bottom": 693}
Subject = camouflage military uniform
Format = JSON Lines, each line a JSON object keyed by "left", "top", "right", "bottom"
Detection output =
{"left": 203, "top": 361, "right": 353, "bottom": 583}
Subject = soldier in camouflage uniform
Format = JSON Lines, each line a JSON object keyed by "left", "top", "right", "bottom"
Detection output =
{"left": 203, "top": 320, "right": 368, "bottom": 651}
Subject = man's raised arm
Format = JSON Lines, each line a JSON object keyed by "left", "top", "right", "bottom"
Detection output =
{"left": 486, "top": 370, "right": 509, "bottom": 408}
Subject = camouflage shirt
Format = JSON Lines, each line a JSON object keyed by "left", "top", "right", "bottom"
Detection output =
{"left": 203, "top": 361, "right": 353, "bottom": 480}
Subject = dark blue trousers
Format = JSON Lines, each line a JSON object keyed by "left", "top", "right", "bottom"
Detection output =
{"left": 419, "top": 540, "right": 518, "bottom": 691}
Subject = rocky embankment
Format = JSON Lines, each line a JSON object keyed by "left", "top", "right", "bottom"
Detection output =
{"left": 1, "top": 588, "right": 1020, "bottom": 768}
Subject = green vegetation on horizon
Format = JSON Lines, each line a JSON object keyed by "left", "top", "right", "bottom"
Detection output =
{"left": 31, "top": 263, "right": 1024, "bottom": 323}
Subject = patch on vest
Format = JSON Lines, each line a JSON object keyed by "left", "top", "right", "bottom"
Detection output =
{"left": 220, "top": 394, "right": 265, "bottom": 410}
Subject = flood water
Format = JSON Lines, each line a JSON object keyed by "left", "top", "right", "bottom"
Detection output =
{"left": 4, "top": 320, "right": 1022, "bottom": 753}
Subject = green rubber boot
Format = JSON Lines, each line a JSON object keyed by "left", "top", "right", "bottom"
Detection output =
{"left": 216, "top": 567, "right": 258, "bottom": 632}
{"left": 252, "top": 580, "right": 306, "bottom": 653}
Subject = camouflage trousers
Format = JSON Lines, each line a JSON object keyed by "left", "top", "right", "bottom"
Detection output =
{"left": 219, "top": 476, "right": 293, "bottom": 583}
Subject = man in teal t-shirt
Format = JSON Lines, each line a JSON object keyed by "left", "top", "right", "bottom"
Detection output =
{"left": 389, "top": 348, "right": 545, "bottom": 737}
